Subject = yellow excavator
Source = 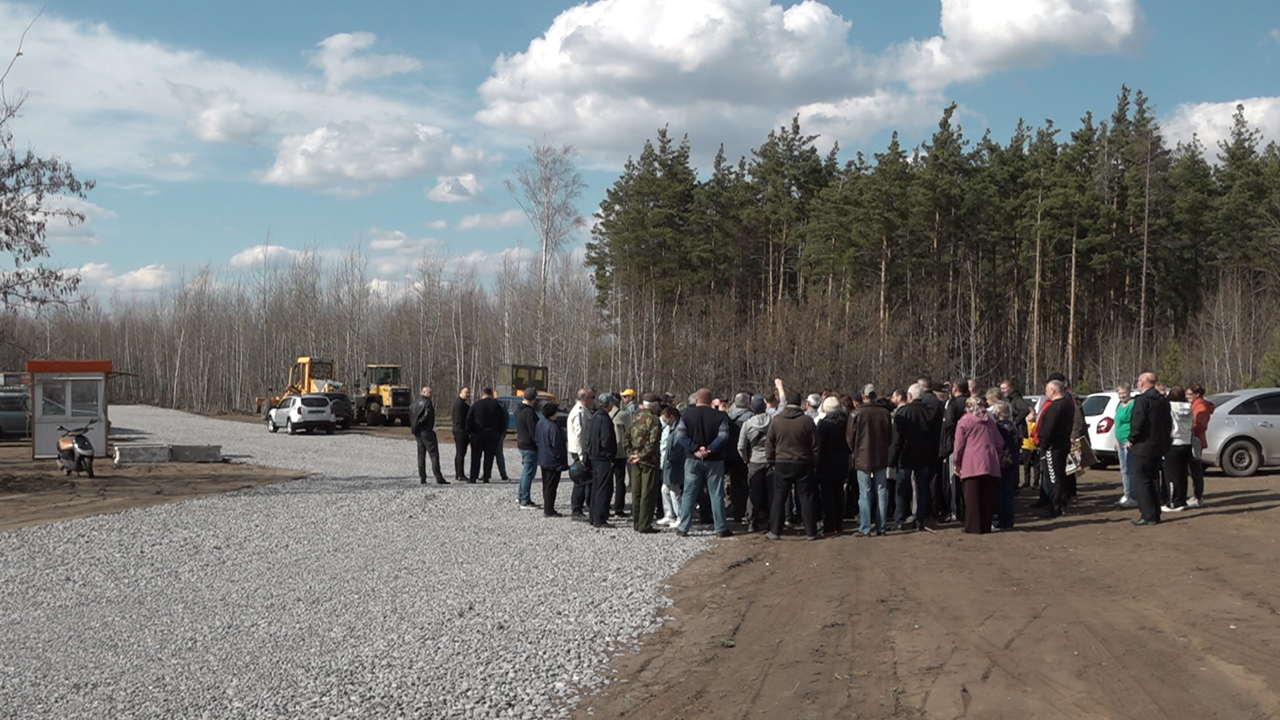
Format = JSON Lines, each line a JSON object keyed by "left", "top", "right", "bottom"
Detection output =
{"left": 353, "top": 364, "right": 412, "bottom": 426}
{"left": 256, "top": 357, "right": 342, "bottom": 415}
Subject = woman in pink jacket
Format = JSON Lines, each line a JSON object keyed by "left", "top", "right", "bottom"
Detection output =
{"left": 953, "top": 396, "right": 1005, "bottom": 534}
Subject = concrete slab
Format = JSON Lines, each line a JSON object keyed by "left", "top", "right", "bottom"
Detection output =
{"left": 114, "top": 445, "right": 171, "bottom": 464}
{"left": 169, "top": 445, "right": 222, "bottom": 463}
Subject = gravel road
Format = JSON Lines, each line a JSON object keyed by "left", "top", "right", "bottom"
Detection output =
{"left": 0, "top": 405, "right": 708, "bottom": 719}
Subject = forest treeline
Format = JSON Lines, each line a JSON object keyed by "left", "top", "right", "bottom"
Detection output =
{"left": 3, "top": 86, "right": 1280, "bottom": 412}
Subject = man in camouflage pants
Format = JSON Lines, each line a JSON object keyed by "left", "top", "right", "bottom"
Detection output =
{"left": 625, "top": 392, "right": 664, "bottom": 534}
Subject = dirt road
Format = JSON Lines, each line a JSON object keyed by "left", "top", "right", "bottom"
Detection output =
{"left": 575, "top": 468, "right": 1280, "bottom": 720}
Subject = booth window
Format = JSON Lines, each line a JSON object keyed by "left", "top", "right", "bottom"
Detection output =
{"left": 71, "top": 380, "right": 100, "bottom": 418}
{"left": 42, "top": 383, "right": 67, "bottom": 416}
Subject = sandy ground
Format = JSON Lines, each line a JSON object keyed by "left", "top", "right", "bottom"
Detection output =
{"left": 574, "top": 467, "right": 1280, "bottom": 720}
{"left": 0, "top": 438, "right": 303, "bottom": 532}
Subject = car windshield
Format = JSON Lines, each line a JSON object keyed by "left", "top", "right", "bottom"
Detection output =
{"left": 1082, "top": 395, "right": 1111, "bottom": 417}
{"left": 300, "top": 397, "right": 330, "bottom": 408}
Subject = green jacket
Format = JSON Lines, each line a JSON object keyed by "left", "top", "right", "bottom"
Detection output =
{"left": 625, "top": 409, "right": 663, "bottom": 468}
{"left": 1114, "top": 399, "right": 1133, "bottom": 444}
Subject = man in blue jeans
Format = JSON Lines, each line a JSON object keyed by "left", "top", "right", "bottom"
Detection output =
{"left": 514, "top": 386, "right": 542, "bottom": 509}
{"left": 674, "top": 388, "right": 733, "bottom": 538}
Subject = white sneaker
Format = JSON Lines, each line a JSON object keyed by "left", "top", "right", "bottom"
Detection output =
{"left": 1162, "top": 504, "right": 1186, "bottom": 512}
{"left": 655, "top": 517, "right": 673, "bottom": 526}
{"left": 1117, "top": 496, "right": 1138, "bottom": 509}
{"left": 1185, "top": 497, "right": 1202, "bottom": 508}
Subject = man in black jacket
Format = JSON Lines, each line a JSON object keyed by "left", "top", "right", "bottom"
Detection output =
{"left": 1035, "top": 379, "right": 1075, "bottom": 518}
{"left": 939, "top": 380, "right": 969, "bottom": 522}
{"left": 676, "top": 388, "right": 733, "bottom": 538}
{"left": 1128, "top": 372, "right": 1172, "bottom": 526}
{"left": 410, "top": 386, "right": 448, "bottom": 485}
{"left": 466, "top": 388, "right": 509, "bottom": 483}
{"left": 451, "top": 387, "right": 473, "bottom": 482}
{"left": 585, "top": 393, "right": 619, "bottom": 528}
{"left": 514, "top": 386, "right": 541, "bottom": 509}
{"left": 889, "top": 383, "right": 937, "bottom": 531}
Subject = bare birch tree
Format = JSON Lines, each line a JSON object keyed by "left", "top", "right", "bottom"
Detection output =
{"left": 507, "top": 141, "right": 586, "bottom": 361}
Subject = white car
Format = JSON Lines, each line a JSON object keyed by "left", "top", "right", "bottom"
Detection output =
{"left": 1202, "top": 388, "right": 1280, "bottom": 477}
{"left": 1082, "top": 392, "right": 1124, "bottom": 465}
{"left": 267, "top": 394, "right": 336, "bottom": 435}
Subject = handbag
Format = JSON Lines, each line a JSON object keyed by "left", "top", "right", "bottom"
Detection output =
{"left": 569, "top": 460, "right": 592, "bottom": 485}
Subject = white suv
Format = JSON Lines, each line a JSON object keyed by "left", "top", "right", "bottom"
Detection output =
{"left": 1082, "top": 392, "right": 1124, "bottom": 465}
{"left": 268, "top": 394, "right": 336, "bottom": 435}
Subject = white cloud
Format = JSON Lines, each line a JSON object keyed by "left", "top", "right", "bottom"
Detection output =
{"left": 309, "top": 32, "right": 421, "bottom": 91}
{"left": 261, "top": 122, "right": 486, "bottom": 196}
{"left": 75, "top": 262, "right": 175, "bottom": 294}
{"left": 0, "top": 6, "right": 469, "bottom": 188}
{"left": 170, "top": 84, "right": 271, "bottom": 143}
{"left": 42, "top": 197, "right": 117, "bottom": 246}
{"left": 890, "top": 0, "right": 1142, "bottom": 91}
{"left": 457, "top": 208, "right": 525, "bottom": 231}
{"left": 227, "top": 244, "right": 305, "bottom": 268}
{"left": 367, "top": 229, "right": 440, "bottom": 253}
{"left": 1165, "top": 97, "right": 1280, "bottom": 154}
{"left": 1270, "top": 28, "right": 1280, "bottom": 44}
{"left": 477, "top": 0, "right": 1140, "bottom": 155}
{"left": 426, "top": 174, "right": 484, "bottom": 202}
{"left": 423, "top": 220, "right": 449, "bottom": 230}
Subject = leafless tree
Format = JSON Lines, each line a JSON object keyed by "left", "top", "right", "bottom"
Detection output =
{"left": 507, "top": 141, "right": 586, "bottom": 361}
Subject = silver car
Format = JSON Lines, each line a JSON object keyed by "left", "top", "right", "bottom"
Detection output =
{"left": 1202, "top": 388, "right": 1280, "bottom": 477}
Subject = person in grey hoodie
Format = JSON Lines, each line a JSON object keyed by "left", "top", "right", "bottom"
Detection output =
{"left": 1164, "top": 386, "right": 1194, "bottom": 512}
{"left": 738, "top": 393, "right": 772, "bottom": 533}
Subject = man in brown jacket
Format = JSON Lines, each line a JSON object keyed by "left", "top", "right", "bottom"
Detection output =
{"left": 765, "top": 390, "right": 821, "bottom": 541}
{"left": 848, "top": 391, "right": 893, "bottom": 536}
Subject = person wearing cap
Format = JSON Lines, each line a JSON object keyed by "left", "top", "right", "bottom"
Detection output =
{"left": 621, "top": 389, "right": 638, "bottom": 417}
{"left": 765, "top": 388, "right": 821, "bottom": 540}
{"left": 585, "top": 393, "right": 619, "bottom": 528}
{"left": 610, "top": 393, "right": 632, "bottom": 519}
{"left": 674, "top": 388, "right": 734, "bottom": 538}
{"left": 625, "top": 393, "right": 664, "bottom": 533}
{"left": 738, "top": 393, "right": 773, "bottom": 533}
{"left": 815, "top": 396, "right": 850, "bottom": 537}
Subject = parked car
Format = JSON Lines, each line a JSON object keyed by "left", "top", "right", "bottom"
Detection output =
{"left": 267, "top": 394, "right": 336, "bottom": 435}
{"left": 0, "top": 392, "right": 31, "bottom": 439}
{"left": 1201, "top": 388, "right": 1280, "bottom": 477}
{"left": 1082, "top": 391, "right": 1124, "bottom": 465}
{"left": 319, "top": 391, "right": 354, "bottom": 429}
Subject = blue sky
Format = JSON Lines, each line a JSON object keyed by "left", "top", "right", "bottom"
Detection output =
{"left": 1, "top": 0, "right": 1277, "bottom": 298}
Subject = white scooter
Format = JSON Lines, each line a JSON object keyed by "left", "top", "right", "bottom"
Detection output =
{"left": 56, "top": 419, "right": 96, "bottom": 478}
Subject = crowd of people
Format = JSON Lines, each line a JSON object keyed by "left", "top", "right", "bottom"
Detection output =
{"left": 405, "top": 370, "right": 1214, "bottom": 537}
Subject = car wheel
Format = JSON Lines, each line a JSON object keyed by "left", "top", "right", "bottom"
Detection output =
{"left": 1221, "top": 438, "right": 1261, "bottom": 477}
{"left": 340, "top": 418, "right": 352, "bottom": 430}
{"left": 287, "top": 420, "right": 298, "bottom": 436}
{"left": 326, "top": 425, "right": 335, "bottom": 435}
{"left": 268, "top": 417, "right": 278, "bottom": 433}
{"left": 368, "top": 402, "right": 382, "bottom": 426}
